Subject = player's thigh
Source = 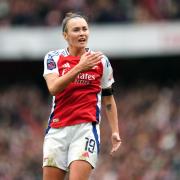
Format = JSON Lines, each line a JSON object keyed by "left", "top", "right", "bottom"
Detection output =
{"left": 68, "top": 122, "right": 100, "bottom": 170}
{"left": 69, "top": 160, "right": 92, "bottom": 180}
{"left": 43, "top": 166, "right": 66, "bottom": 180}
{"left": 43, "top": 127, "right": 69, "bottom": 171}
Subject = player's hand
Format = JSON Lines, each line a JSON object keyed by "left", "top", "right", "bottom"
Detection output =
{"left": 77, "top": 51, "right": 103, "bottom": 72}
{"left": 110, "top": 132, "right": 121, "bottom": 155}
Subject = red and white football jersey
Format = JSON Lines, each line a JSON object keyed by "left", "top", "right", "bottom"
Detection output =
{"left": 43, "top": 48, "right": 114, "bottom": 130}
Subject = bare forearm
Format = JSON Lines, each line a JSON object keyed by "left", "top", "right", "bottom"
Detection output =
{"left": 46, "top": 65, "right": 82, "bottom": 95}
{"left": 104, "top": 96, "right": 119, "bottom": 133}
{"left": 103, "top": 95, "right": 121, "bottom": 155}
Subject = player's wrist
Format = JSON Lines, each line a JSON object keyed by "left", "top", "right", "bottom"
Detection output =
{"left": 111, "top": 129, "right": 120, "bottom": 136}
{"left": 75, "top": 63, "right": 84, "bottom": 73}
{"left": 112, "top": 132, "right": 120, "bottom": 139}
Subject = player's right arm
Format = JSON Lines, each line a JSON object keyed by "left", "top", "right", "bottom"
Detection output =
{"left": 44, "top": 51, "right": 102, "bottom": 96}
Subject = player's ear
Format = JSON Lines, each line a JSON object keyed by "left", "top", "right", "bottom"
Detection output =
{"left": 63, "top": 32, "right": 68, "bottom": 40}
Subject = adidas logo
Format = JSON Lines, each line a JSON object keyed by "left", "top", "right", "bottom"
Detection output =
{"left": 63, "top": 63, "right": 70, "bottom": 68}
{"left": 62, "top": 63, "right": 70, "bottom": 75}
{"left": 82, "top": 152, "right": 89, "bottom": 158}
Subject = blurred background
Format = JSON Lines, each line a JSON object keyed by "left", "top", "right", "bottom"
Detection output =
{"left": 0, "top": 0, "right": 180, "bottom": 180}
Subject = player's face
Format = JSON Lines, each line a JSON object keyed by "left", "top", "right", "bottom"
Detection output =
{"left": 63, "top": 17, "right": 89, "bottom": 49}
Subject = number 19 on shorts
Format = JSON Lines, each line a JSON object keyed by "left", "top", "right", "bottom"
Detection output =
{"left": 85, "top": 137, "right": 95, "bottom": 153}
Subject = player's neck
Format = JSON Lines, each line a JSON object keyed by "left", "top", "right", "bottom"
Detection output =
{"left": 67, "top": 47, "right": 86, "bottom": 57}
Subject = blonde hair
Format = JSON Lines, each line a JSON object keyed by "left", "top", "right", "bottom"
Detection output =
{"left": 62, "top": 12, "right": 88, "bottom": 32}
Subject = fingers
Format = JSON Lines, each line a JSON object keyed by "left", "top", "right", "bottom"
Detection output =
{"left": 79, "top": 51, "right": 103, "bottom": 71}
{"left": 92, "top": 52, "right": 103, "bottom": 65}
{"left": 83, "top": 51, "right": 102, "bottom": 59}
{"left": 86, "top": 51, "right": 103, "bottom": 64}
{"left": 110, "top": 133, "right": 122, "bottom": 156}
{"left": 110, "top": 142, "right": 121, "bottom": 155}
{"left": 88, "top": 51, "right": 103, "bottom": 59}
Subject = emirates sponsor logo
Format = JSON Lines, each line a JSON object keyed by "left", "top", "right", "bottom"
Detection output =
{"left": 77, "top": 73, "right": 95, "bottom": 80}
{"left": 75, "top": 73, "right": 95, "bottom": 85}
{"left": 61, "top": 62, "right": 96, "bottom": 84}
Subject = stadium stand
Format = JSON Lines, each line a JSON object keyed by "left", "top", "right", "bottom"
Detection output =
{"left": 0, "top": 0, "right": 180, "bottom": 26}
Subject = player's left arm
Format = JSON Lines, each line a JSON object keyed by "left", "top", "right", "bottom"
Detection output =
{"left": 102, "top": 88, "right": 121, "bottom": 155}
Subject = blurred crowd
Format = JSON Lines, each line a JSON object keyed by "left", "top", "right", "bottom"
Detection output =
{"left": 0, "top": 0, "right": 180, "bottom": 27}
{"left": 0, "top": 85, "right": 47, "bottom": 180}
{"left": 0, "top": 82, "right": 180, "bottom": 180}
{"left": 92, "top": 84, "right": 180, "bottom": 180}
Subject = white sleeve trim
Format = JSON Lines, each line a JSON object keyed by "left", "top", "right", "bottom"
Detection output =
{"left": 43, "top": 50, "right": 62, "bottom": 76}
{"left": 101, "top": 55, "right": 115, "bottom": 89}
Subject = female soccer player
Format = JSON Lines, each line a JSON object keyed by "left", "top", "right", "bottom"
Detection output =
{"left": 43, "top": 12, "right": 121, "bottom": 180}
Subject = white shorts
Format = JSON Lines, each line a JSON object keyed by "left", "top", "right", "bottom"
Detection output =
{"left": 43, "top": 122, "right": 100, "bottom": 171}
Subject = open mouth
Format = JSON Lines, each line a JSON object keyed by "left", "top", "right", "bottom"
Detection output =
{"left": 78, "top": 38, "right": 86, "bottom": 43}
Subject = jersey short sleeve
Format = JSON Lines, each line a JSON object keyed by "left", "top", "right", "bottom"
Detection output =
{"left": 43, "top": 50, "right": 61, "bottom": 76}
{"left": 101, "top": 55, "right": 115, "bottom": 89}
